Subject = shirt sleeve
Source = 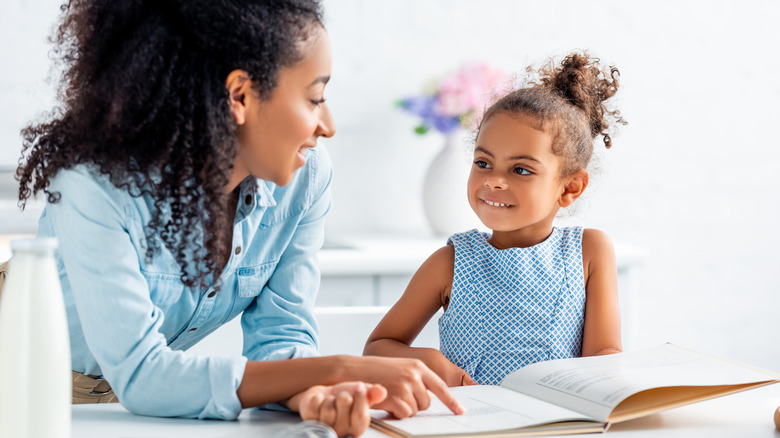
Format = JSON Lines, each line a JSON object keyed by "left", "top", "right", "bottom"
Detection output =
{"left": 47, "top": 168, "right": 246, "bottom": 420}
{"left": 241, "top": 147, "right": 333, "bottom": 362}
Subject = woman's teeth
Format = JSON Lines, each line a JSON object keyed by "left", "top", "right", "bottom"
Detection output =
{"left": 484, "top": 200, "right": 509, "bottom": 207}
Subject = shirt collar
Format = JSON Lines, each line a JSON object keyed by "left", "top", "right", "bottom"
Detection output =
{"left": 240, "top": 177, "right": 276, "bottom": 208}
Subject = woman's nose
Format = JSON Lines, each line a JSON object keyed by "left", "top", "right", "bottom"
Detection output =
{"left": 317, "top": 103, "right": 336, "bottom": 138}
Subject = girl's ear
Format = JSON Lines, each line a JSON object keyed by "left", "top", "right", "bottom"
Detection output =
{"left": 558, "top": 169, "right": 589, "bottom": 208}
{"left": 225, "top": 69, "right": 252, "bottom": 125}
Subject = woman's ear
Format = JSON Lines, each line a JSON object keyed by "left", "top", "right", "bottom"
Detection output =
{"left": 558, "top": 169, "right": 589, "bottom": 208}
{"left": 225, "top": 69, "right": 251, "bottom": 125}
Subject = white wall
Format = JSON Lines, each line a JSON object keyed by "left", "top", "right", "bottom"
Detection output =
{"left": 317, "top": 0, "right": 780, "bottom": 370}
{"left": 2, "top": 1, "right": 779, "bottom": 369}
{"left": 0, "top": 0, "right": 61, "bottom": 167}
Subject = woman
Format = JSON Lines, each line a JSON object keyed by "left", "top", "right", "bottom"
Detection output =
{"left": 14, "top": 0, "right": 462, "bottom": 435}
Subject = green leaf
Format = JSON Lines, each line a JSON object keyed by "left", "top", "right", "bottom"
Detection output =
{"left": 414, "top": 124, "right": 429, "bottom": 135}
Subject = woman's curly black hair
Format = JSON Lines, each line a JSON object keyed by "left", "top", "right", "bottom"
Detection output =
{"left": 16, "top": 0, "right": 324, "bottom": 288}
{"left": 479, "top": 51, "right": 627, "bottom": 178}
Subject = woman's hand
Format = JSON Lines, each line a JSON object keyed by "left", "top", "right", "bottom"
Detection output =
{"left": 417, "top": 348, "right": 478, "bottom": 387}
{"left": 287, "top": 382, "right": 387, "bottom": 437}
{"left": 347, "top": 356, "right": 466, "bottom": 419}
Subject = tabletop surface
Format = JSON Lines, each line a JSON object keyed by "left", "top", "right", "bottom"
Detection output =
{"left": 71, "top": 383, "right": 780, "bottom": 438}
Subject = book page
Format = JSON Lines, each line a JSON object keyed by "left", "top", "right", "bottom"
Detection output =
{"left": 371, "top": 385, "right": 596, "bottom": 436}
{"left": 499, "top": 344, "right": 780, "bottom": 422}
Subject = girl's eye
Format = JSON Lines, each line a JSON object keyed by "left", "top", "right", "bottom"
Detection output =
{"left": 514, "top": 167, "right": 532, "bottom": 175}
{"left": 310, "top": 97, "right": 326, "bottom": 106}
{"left": 474, "top": 160, "right": 490, "bottom": 169}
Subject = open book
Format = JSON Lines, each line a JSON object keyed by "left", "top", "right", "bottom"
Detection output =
{"left": 371, "top": 344, "right": 780, "bottom": 437}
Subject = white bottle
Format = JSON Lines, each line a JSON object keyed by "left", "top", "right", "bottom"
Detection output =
{"left": 0, "top": 238, "right": 71, "bottom": 438}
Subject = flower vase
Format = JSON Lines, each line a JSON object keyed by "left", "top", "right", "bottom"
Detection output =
{"left": 422, "top": 134, "right": 481, "bottom": 237}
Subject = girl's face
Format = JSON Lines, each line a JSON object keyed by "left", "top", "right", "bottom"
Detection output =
{"left": 231, "top": 26, "right": 335, "bottom": 188}
{"left": 468, "top": 113, "right": 569, "bottom": 246}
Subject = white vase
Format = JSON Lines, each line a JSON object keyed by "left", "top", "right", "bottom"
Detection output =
{"left": 422, "top": 133, "right": 481, "bottom": 237}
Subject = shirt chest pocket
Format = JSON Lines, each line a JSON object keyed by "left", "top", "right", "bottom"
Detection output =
{"left": 143, "top": 271, "right": 186, "bottom": 306}
{"left": 236, "top": 261, "right": 278, "bottom": 298}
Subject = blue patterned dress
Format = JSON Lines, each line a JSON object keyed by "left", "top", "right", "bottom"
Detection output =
{"left": 438, "top": 227, "right": 586, "bottom": 385}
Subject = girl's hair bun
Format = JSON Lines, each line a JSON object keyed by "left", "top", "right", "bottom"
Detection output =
{"left": 535, "top": 51, "right": 626, "bottom": 148}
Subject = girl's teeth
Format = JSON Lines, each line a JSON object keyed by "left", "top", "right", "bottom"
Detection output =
{"left": 485, "top": 200, "right": 508, "bottom": 207}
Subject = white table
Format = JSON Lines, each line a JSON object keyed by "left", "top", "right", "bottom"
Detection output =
{"left": 72, "top": 383, "right": 780, "bottom": 437}
{"left": 72, "top": 404, "right": 302, "bottom": 437}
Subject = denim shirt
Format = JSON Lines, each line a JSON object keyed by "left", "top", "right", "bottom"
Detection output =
{"left": 36, "top": 147, "right": 332, "bottom": 420}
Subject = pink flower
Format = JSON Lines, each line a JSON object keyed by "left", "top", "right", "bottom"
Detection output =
{"left": 397, "top": 62, "right": 513, "bottom": 135}
{"left": 435, "top": 63, "right": 513, "bottom": 129}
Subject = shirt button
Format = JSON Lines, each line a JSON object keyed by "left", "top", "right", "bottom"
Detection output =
{"left": 234, "top": 246, "right": 241, "bottom": 255}
{"left": 208, "top": 291, "right": 217, "bottom": 298}
{"left": 244, "top": 195, "right": 252, "bottom": 205}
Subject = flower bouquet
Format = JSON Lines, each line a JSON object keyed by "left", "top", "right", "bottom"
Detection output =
{"left": 396, "top": 62, "right": 513, "bottom": 135}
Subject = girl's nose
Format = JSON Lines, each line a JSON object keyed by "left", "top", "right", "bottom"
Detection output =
{"left": 484, "top": 175, "right": 507, "bottom": 189}
{"left": 317, "top": 103, "right": 336, "bottom": 138}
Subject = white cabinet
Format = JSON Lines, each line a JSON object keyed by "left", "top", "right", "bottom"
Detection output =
{"left": 315, "top": 274, "right": 413, "bottom": 307}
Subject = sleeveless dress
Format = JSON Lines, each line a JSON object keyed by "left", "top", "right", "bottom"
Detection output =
{"left": 438, "top": 227, "right": 586, "bottom": 385}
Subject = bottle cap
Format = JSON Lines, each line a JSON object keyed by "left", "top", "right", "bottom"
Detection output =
{"left": 10, "top": 238, "right": 59, "bottom": 254}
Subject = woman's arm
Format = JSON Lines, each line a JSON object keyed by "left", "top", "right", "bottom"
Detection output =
{"left": 581, "top": 228, "right": 623, "bottom": 356}
{"left": 237, "top": 149, "right": 464, "bottom": 419}
{"left": 237, "top": 354, "right": 464, "bottom": 419}
{"left": 364, "top": 246, "right": 476, "bottom": 387}
{"left": 240, "top": 147, "right": 333, "bottom": 362}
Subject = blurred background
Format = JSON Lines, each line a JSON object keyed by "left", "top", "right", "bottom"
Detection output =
{"left": 1, "top": 1, "right": 778, "bottom": 368}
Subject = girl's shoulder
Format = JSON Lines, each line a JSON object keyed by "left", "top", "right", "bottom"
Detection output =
{"left": 425, "top": 244, "right": 455, "bottom": 270}
{"left": 411, "top": 244, "right": 455, "bottom": 303}
{"left": 581, "top": 228, "right": 613, "bottom": 250}
{"left": 581, "top": 228, "right": 616, "bottom": 269}
{"left": 557, "top": 226, "right": 610, "bottom": 252}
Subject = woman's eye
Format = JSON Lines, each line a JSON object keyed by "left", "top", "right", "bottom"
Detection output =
{"left": 514, "top": 167, "right": 532, "bottom": 175}
{"left": 474, "top": 160, "right": 490, "bottom": 169}
{"left": 310, "top": 97, "right": 326, "bottom": 106}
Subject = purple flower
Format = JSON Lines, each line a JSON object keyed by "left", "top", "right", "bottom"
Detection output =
{"left": 396, "top": 97, "right": 461, "bottom": 135}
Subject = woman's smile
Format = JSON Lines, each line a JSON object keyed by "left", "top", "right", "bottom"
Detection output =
{"left": 297, "top": 144, "right": 315, "bottom": 167}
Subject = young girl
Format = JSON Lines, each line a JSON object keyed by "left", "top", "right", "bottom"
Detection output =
{"left": 364, "top": 52, "right": 626, "bottom": 387}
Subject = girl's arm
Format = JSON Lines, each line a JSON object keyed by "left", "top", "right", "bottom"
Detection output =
{"left": 364, "top": 246, "right": 476, "bottom": 387}
{"left": 581, "top": 228, "right": 623, "bottom": 356}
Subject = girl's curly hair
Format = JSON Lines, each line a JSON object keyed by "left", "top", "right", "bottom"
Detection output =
{"left": 16, "top": 0, "right": 323, "bottom": 288}
{"left": 479, "top": 51, "right": 627, "bottom": 178}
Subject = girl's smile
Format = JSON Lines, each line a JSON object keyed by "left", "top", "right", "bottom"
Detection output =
{"left": 480, "top": 198, "right": 513, "bottom": 208}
